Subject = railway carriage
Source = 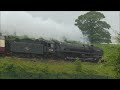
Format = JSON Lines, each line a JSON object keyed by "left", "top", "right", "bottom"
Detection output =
{"left": 0, "top": 36, "right": 5, "bottom": 56}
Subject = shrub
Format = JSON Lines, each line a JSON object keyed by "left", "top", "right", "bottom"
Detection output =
{"left": 115, "top": 46, "right": 120, "bottom": 78}
{"left": 3, "top": 63, "right": 16, "bottom": 72}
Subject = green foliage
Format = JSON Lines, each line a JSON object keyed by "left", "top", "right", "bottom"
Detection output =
{"left": 75, "top": 11, "right": 111, "bottom": 44}
{"left": 95, "top": 44, "right": 119, "bottom": 64}
{"left": 114, "top": 46, "right": 120, "bottom": 78}
{"left": 0, "top": 57, "right": 115, "bottom": 79}
{"left": 40, "top": 65, "right": 49, "bottom": 74}
{"left": 95, "top": 44, "right": 120, "bottom": 78}
{"left": 74, "top": 58, "right": 82, "bottom": 72}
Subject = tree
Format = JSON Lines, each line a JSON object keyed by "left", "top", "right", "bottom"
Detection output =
{"left": 75, "top": 11, "right": 111, "bottom": 44}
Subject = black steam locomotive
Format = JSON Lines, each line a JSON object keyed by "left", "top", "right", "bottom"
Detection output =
{"left": 0, "top": 35, "right": 103, "bottom": 62}
{"left": 0, "top": 36, "right": 103, "bottom": 62}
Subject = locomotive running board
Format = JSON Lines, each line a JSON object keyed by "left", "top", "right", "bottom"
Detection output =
{"left": 65, "top": 57, "right": 99, "bottom": 62}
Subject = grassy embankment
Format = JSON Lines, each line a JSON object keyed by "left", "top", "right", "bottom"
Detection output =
{"left": 0, "top": 44, "right": 119, "bottom": 79}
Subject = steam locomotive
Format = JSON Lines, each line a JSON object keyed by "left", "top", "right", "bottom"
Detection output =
{"left": 0, "top": 35, "right": 103, "bottom": 62}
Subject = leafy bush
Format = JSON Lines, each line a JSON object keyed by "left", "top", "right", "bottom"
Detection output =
{"left": 114, "top": 46, "right": 120, "bottom": 78}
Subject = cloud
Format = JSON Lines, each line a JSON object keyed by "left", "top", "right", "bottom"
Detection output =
{"left": 1, "top": 11, "right": 83, "bottom": 42}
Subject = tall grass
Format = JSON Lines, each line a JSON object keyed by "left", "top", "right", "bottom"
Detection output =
{"left": 74, "top": 58, "right": 82, "bottom": 72}
{"left": 0, "top": 57, "right": 114, "bottom": 79}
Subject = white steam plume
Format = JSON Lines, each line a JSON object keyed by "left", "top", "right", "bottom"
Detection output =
{"left": 1, "top": 11, "right": 83, "bottom": 42}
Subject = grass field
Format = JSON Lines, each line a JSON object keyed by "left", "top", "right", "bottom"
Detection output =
{"left": 0, "top": 44, "right": 120, "bottom": 79}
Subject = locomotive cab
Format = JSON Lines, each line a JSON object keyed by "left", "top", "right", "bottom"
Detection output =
{"left": 47, "top": 42, "right": 55, "bottom": 52}
{"left": 44, "top": 40, "right": 55, "bottom": 53}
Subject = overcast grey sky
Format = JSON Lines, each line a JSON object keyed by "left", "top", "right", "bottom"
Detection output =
{"left": 0, "top": 11, "right": 120, "bottom": 43}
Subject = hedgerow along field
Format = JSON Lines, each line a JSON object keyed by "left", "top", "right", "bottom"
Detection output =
{"left": 0, "top": 44, "right": 120, "bottom": 79}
